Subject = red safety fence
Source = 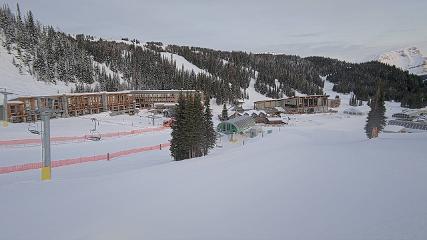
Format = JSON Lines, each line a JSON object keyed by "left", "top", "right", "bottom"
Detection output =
{"left": 0, "top": 142, "right": 171, "bottom": 174}
{"left": 0, "top": 126, "right": 169, "bottom": 147}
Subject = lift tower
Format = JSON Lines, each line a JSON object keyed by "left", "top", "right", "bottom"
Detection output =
{"left": 0, "top": 88, "right": 13, "bottom": 124}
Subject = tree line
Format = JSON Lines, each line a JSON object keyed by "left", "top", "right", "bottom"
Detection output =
{"left": 170, "top": 93, "right": 216, "bottom": 160}
{"left": 306, "top": 57, "right": 427, "bottom": 108}
{"left": 0, "top": 4, "right": 94, "bottom": 85}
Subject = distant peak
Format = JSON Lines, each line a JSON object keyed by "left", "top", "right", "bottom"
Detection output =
{"left": 378, "top": 47, "right": 427, "bottom": 76}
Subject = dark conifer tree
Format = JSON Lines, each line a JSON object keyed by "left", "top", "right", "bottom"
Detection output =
{"left": 202, "top": 98, "right": 216, "bottom": 155}
{"left": 170, "top": 93, "right": 213, "bottom": 161}
{"left": 221, "top": 103, "right": 228, "bottom": 120}
{"left": 365, "top": 81, "right": 387, "bottom": 139}
{"left": 170, "top": 94, "right": 188, "bottom": 161}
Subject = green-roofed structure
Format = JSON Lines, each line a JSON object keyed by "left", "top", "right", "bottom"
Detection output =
{"left": 217, "top": 115, "right": 255, "bottom": 134}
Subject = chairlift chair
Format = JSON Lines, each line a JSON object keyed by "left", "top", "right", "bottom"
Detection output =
{"left": 86, "top": 118, "right": 102, "bottom": 141}
{"left": 86, "top": 129, "right": 102, "bottom": 141}
{"left": 28, "top": 122, "right": 40, "bottom": 135}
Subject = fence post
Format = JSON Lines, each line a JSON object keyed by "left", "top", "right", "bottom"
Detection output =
{"left": 160, "top": 144, "right": 162, "bottom": 150}
{"left": 107, "top": 153, "right": 110, "bottom": 161}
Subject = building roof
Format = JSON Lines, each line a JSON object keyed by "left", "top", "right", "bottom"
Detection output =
{"left": 254, "top": 95, "right": 330, "bottom": 104}
{"left": 244, "top": 110, "right": 266, "bottom": 115}
{"left": 7, "top": 100, "right": 24, "bottom": 104}
{"left": 267, "top": 117, "right": 283, "bottom": 122}
{"left": 286, "top": 95, "right": 330, "bottom": 99}
{"left": 274, "top": 107, "right": 286, "bottom": 112}
{"left": 14, "top": 89, "right": 200, "bottom": 99}
{"left": 217, "top": 115, "right": 255, "bottom": 134}
{"left": 254, "top": 99, "right": 284, "bottom": 104}
{"left": 343, "top": 108, "right": 364, "bottom": 115}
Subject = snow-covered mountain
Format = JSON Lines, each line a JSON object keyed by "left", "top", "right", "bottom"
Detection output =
{"left": 0, "top": 37, "right": 76, "bottom": 99}
{"left": 378, "top": 47, "right": 427, "bottom": 76}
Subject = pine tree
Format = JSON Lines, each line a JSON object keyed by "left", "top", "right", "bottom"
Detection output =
{"left": 221, "top": 103, "right": 228, "bottom": 120}
{"left": 365, "top": 81, "right": 387, "bottom": 139}
{"left": 170, "top": 94, "right": 188, "bottom": 161}
{"left": 202, "top": 98, "right": 216, "bottom": 155}
{"left": 170, "top": 93, "right": 214, "bottom": 160}
{"left": 187, "top": 93, "right": 204, "bottom": 158}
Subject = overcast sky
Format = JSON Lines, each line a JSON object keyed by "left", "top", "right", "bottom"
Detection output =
{"left": 4, "top": 0, "right": 427, "bottom": 62}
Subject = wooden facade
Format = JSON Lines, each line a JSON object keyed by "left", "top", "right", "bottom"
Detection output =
{"left": 254, "top": 95, "right": 331, "bottom": 114}
{"left": 5, "top": 90, "right": 201, "bottom": 123}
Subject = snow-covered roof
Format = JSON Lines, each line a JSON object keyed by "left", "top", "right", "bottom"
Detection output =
{"left": 343, "top": 108, "right": 364, "bottom": 115}
{"left": 7, "top": 100, "right": 24, "bottom": 104}
{"left": 402, "top": 109, "right": 427, "bottom": 117}
{"left": 267, "top": 117, "right": 283, "bottom": 122}
{"left": 154, "top": 103, "right": 178, "bottom": 107}
{"left": 15, "top": 89, "right": 200, "bottom": 99}
{"left": 244, "top": 110, "right": 266, "bottom": 115}
{"left": 274, "top": 107, "right": 285, "bottom": 112}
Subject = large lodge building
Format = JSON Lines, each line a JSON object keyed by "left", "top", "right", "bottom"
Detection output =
{"left": 3, "top": 90, "right": 201, "bottom": 123}
{"left": 254, "top": 95, "right": 340, "bottom": 114}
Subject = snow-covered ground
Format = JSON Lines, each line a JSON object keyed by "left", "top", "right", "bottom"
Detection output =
{"left": 1, "top": 108, "right": 427, "bottom": 240}
{"left": 93, "top": 60, "right": 125, "bottom": 84}
{"left": 378, "top": 47, "right": 427, "bottom": 76}
{"left": 160, "top": 52, "right": 210, "bottom": 76}
{"left": 0, "top": 36, "right": 76, "bottom": 100}
{"left": 1, "top": 41, "right": 427, "bottom": 240}
{"left": 0, "top": 111, "right": 169, "bottom": 167}
{"left": 1, "top": 80, "right": 427, "bottom": 239}
{"left": 241, "top": 76, "right": 273, "bottom": 110}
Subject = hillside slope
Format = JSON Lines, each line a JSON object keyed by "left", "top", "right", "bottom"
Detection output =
{"left": 0, "top": 36, "right": 75, "bottom": 98}
{"left": 378, "top": 47, "right": 427, "bottom": 76}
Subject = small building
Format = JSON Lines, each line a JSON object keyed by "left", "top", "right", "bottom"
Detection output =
{"left": 266, "top": 117, "right": 285, "bottom": 125}
{"left": 343, "top": 108, "right": 364, "bottom": 116}
{"left": 229, "top": 111, "right": 243, "bottom": 119}
{"left": 392, "top": 109, "right": 427, "bottom": 121}
{"left": 5, "top": 100, "right": 25, "bottom": 123}
{"left": 254, "top": 95, "right": 330, "bottom": 114}
{"left": 328, "top": 96, "right": 341, "bottom": 108}
{"left": 254, "top": 99, "right": 282, "bottom": 110}
{"left": 217, "top": 115, "right": 255, "bottom": 135}
{"left": 283, "top": 95, "right": 329, "bottom": 114}
{"left": 243, "top": 110, "right": 267, "bottom": 124}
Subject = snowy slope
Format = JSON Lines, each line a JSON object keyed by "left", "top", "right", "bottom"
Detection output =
{"left": 93, "top": 60, "right": 125, "bottom": 84}
{"left": 378, "top": 47, "right": 427, "bottom": 75}
{"left": 1, "top": 110, "right": 426, "bottom": 240}
{"left": 160, "top": 52, "right": 210, "bottom": 76}
{"left": 0, "top": 37, "right": 76, "bottom": 101}
{"left": 242, "top": 75, "right": 272, "bottom": 109}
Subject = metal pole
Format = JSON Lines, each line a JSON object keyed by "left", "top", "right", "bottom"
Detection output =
{"left": 2, "top": 93, "right": 7, "bottom": 122}
{"left": 41, "top": 111, "right": 52, "bottom": 180}
{"left": 0, "top": 89, "right": 13, "bottom": 122}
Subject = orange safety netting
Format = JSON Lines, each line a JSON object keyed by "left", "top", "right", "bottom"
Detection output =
{"left": 0, "top": 142, "right": 171, "bottom": 174}
{"left": 0, "top": 126, "right": 169, "bottom": 146}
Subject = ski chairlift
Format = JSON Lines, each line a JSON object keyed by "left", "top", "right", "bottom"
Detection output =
{"left": 86, "top": 129, "right": 102, "bottom": 141}
{"left": 86, "top": 118, "right": 102, "bottom": 141}
{"left": 28, "top": 122, "right": 41, "bottom": 135}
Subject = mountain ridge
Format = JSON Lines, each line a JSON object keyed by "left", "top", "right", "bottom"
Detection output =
{"left": 378, "top": 47, "right": 427, "bottom": 76}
